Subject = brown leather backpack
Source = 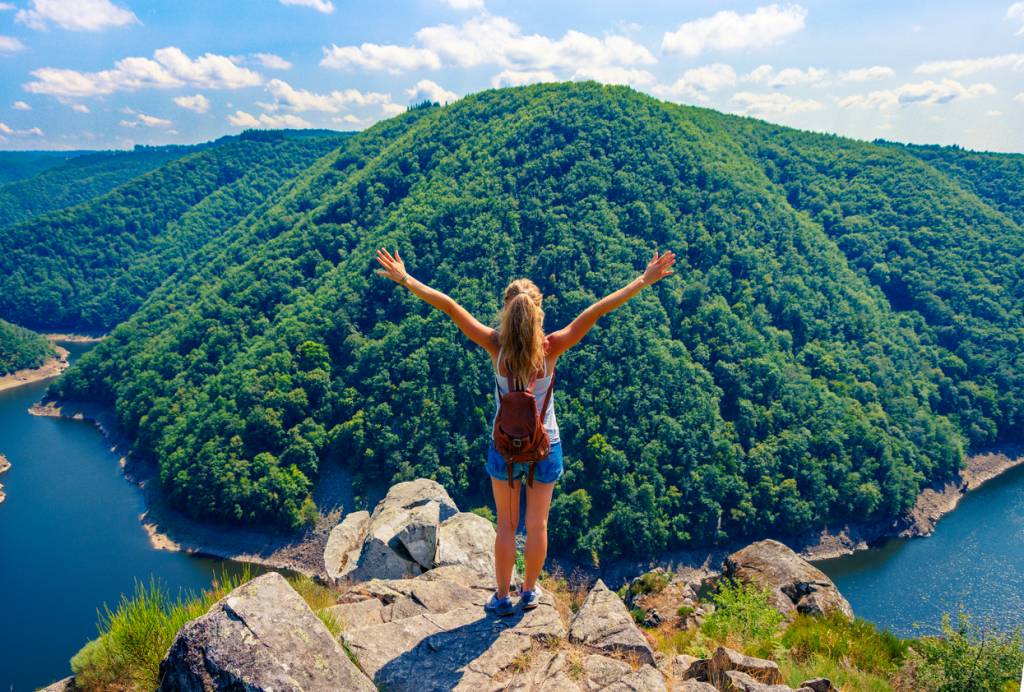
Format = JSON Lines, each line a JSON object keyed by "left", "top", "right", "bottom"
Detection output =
{"left": 493, "top": 357, "right": 554, "bottom": 488}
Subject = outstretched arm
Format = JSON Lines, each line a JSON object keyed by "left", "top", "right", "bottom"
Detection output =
{"left": 375, "top": 247, "right": 497, "bottom": 354}
{"left": 547, "top": 248, "right": 676, "bottom": 358}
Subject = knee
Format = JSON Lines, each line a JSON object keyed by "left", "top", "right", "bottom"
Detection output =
{"left": 525, "top": 515, "right": 548, "bottom": 537}
{"left": 495, "top": 522, "right": 517, "bottom": 544}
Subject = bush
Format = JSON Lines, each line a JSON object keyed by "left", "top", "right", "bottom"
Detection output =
{"left": 700, "top": 578, "right": 784, "bottom": 656}
{"left": 469, "top": 506, "right": 496, "bottom": 524}
{"left": 782, "top": 613, "right": 907, "bottom": 679}
{"left": 907, "top": 610, "right": 1024, "bottom": 692}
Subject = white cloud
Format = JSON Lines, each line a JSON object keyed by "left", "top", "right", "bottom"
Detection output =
{"left": 662, "top": 4, "right": 807, "bottom": 57}
{"left": 0, "top": 34, "right": 25, "bottom": 51}
{"left": 406, "top": 79, "right": 457, "bottom": 103}
{"left": 279, "top": 0, "right": 333, "bottom": 14}
{"left": 260, "top": 78, "right": 391, "bottom": 113}
{"left": 173, "top": 93, "right": 210, "bottom": 113}
{"left": 16, "top": 0, "right": 138, "bottom": 31}
{"left": 572, "top": 66, "right": 655, "bottom": 87}
{"left": 381, "top": 102, "right": 406, "bottom": 116}
{"left": 1014, "top": 92, "right": 1024, "bottom": 102}
{"left": 12, "top": 100, "right": 30, "bottom": 110}
{"left": 652, "top": 63, "right": 736, "bottom": 101}
{"left": 838, "top": 79, "right": 996, "bottom": 109}
{"left": 987, "top": 109, "right": 1002, "bottom": 116}
{"left": 0, "top": 3, "right": 14, "bottom": 10}
{"left": 1008, "top": 2, "right": 1024, "bottom": 35}
{"left": 491, "top": 69, "right": 558, "bottom": 87}
{"left": 253, "top": 53, "right": 292, "bottom": 70}
{"left": 0, "top": 121, "right": 44, "bottom": 136}
{"left": 121, "top": 112, "right": 171, "bottom": 127}
{"left": 416, "top": 15, "right": 655, "bottom": 70}
{"left": 743, "top": 64, "right": 827, "bottom": 87}
{"left": 731, "top": 91, "right": 822, "bottom": 114}
{"left": 915, "top": 53, "right": 1024, "bottom": 77}
{"left": 441, "top": 0, "right": 484, "bottom": 8}
{"left": 321, "top": 43, "right": 441, "bottom": 73}
{"left": 227, "top": 109, "right": 311, "bottom": 128}
{"left": 24, "top": 47, "right": 262, "bottom": 98}
{"left": 839, "top": 66, "right": 894, "bottom": 82}
{"left": 70, "top": 103, "right": 89, "bottom": 112}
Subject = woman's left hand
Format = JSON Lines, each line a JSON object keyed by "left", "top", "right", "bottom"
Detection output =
{"left": 375, "top": 247, "right": 407, "bottom": 283}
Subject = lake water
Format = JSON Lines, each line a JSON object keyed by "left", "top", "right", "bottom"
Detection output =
{"left": 816, "top": 460, "right": 1024, "bottom": 638}
{"left": 2, "top": 344, "right": 1022, "bottom": 688}
{"left": 0, "top": 343, "right": 252, "bottom": 691}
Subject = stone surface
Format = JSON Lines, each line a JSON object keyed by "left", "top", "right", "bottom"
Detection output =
{"left": 673, "top": 681, "right": 718, "bottom": 691}
{"left": 157, "top": 572, "right": 374, "bottom": 692}
{"left": 569, "top": 579, "right": 655, "bottom": 665}
{"left": 434, "top": 511, "right": 498, "bottom": 576}
{"left": 505, "top": 650, "right": 581, "bottom": 691}
{"left": 707, "top": 647, "right": 784, "bottom": 688}
{"left": 583, "top": 654, "right": 666, "bottom": 691}
{"left": 722, "top": 670, "right": 807, "bottom": 691}
{"left": 671, "top": 654, "right": 706, "bottom": 681}
{"left": 355, "top": 503, "right": 429, "bottom": 580}
{"left": 37, "top": 677, "right": 77, "bottom": 691}
{"left": 626, "top": 567, "right": 702, "bottom": 630}
{"left": 799, "top": 678, "right": 837, "bottom": 692}
{"left": 398, "top": 500, "right": 441, "bottom": 569}
{"left": 722, "top": 540, "right": 853, "bottom": 619}
{"left": 324, "top": 509, "right": 370, "bottom": 582}
{"left": 375, "top": 478, "right": 459, "bottom": 519}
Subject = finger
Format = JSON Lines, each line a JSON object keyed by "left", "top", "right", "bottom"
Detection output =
{"left": 380, "top": 247, "right": 394, "bottom": 262}
{"left": 395, "top": 248, "right": 402, "bottom": 262}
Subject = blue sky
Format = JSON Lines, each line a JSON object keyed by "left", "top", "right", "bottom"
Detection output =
{"left": 1, "top": 0, "right": 1022, "bottom": 152}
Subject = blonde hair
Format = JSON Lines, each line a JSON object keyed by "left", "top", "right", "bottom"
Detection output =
{"left": 498, "top": 279, "right": 545, "bottom": 387}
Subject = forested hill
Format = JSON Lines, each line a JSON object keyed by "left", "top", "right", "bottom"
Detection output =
{"left": 49, "top": 83, "right": 1022, "bottom": 559}
{"left": 0, "top": 131, "right": 351, "bottom": 331}
{"left": 0, "top": 150, "right": 95, "bottom": 185}
{"left": 0, "top": 319, "right": 54, "bottom": 375}
{"left": 0, "top": 146, "right": 195, "bottom": 228}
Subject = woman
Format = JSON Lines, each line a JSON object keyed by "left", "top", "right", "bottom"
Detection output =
{"left": 374, "top": 246, "right": 676, "bottom": 615}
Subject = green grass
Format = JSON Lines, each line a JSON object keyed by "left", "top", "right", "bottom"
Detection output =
{"left": 69, "top": 567, "right": 346, "bottom": 690}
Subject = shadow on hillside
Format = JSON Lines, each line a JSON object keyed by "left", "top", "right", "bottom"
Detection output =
{"left": 373, "top": 609, "right": 526, "bottom": 690}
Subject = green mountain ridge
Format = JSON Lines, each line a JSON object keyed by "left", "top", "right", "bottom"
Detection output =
{"left": 0, "top": 132, "right": 352, "bottom": 331}
{"left": 0, "top": 318, "right": 54, "bottom": 376}
{"left": 25, "top": 82, "right": 1019, "bottom": 559}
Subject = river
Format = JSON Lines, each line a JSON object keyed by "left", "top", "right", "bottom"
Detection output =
{"left": 1, "top": 344, "right": 1022, "bottom": 688}
{"left": 0, "top": 343, "right": 253, "bottom": 691}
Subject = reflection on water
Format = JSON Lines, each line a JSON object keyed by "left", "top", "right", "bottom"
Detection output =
{"left": 816, "top": 462, "right": 1024, "bottom": 637}
{"left": 0, "top": 343, "right": 255, "bottom": 691}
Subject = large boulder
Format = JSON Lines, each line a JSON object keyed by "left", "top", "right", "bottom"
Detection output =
{"left": 584, "top": 654, "right": 666, "bottom": 691}
{"left": 434, "top": 511, "right": 497, "bottom": 575}
{"left": 324, "top": 509, "right": 370, "bottom": 582}
{"left": 374, "top": 478, "right": 459, "bottom": 519}
{"left": 707, "top": 646, "right": 784, "bottom": 688}
{"left": 569, "top": 579, "right": 655, "bottom": 665}
{"left": 157, "top": 572, "right": 374, "bottom": 691}
{"left": 722, "top": 540, "right": 853, "bottom": 619}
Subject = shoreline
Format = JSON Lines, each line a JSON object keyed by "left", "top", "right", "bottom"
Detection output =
{"left": 26, "top": 396, "right": 1024, "bottom": 582}
{"left": 0, "top": 452, "right": 8, "bottom": 504}
{"left": 0, "top": 345, "right": 70, "bottom": 394}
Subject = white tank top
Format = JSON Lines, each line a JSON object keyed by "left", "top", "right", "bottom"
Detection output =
{"left": 492, "top": 345, "right": 560, "bottom": 445}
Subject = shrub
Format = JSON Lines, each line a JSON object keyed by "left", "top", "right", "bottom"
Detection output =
{"left": 700, "top": 578, "right": 784, "bottom": 656}
{"left": 907, "top": 610, "right": 1024, "bottom": 692}
{"left": 469, "top": 506, "right": 496, "bottom": 524}
{"left": 782, "top": 613, "right": 907, "bottom": 679}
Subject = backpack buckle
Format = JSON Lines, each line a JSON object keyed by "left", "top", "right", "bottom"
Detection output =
{"left": 512, "top": 438, "right": 522, "bottom": 448}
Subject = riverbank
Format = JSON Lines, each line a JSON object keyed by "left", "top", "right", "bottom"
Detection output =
{"left": 40, "top": 333, "right": 106, "bottom": 343}
{"left": 25, "top": 396, "right": 1024, "bottom": 582}
{"left": 0, "top": 452, "right": 8, "bottom": 504}
{"left": 0, "top": 345, "right": 69, "bottom": 393}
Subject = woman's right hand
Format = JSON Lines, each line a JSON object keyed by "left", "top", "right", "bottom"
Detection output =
{"left": 641, "top": 248, "right": 676, "bottom": 286}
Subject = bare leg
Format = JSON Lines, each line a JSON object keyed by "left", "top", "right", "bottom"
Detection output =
{"left": 490, "top": 476, "right": 521, "bottom": 598}
{"left": 522, "top": 480, "right": 555, "bottom": 592}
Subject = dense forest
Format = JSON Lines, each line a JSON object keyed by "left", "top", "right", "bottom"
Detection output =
{"left": 26, "top": 83, "right": 1020, "bottom": 559}
{"left": 0, "top": 319, "right": 54, "bottom": 375}
{"left": 0, "top": 132, "right": 350, "bottom": 331}
{"left": 0, "top": 150, "right": 94, "bottom": 185}
{"left": 0, "top": 147, "right": 196, "bottom": 228}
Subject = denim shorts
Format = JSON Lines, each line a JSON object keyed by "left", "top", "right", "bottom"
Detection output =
{"left": 486, "top": 441, "right": 564, "bottom": 484}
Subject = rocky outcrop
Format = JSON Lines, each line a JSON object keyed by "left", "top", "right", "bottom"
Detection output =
{"left": 721, "top": 540, "right": 853, "bottom": 619}
{"left": 324, "top": 509, "right": 370, "bottom": 582}
{"left": 570, "top": 579, "right": 656, "bottom": 665}
{"left": 707, "top": 647, "right": 784, "bottom": 687}
{"left": 624, "top": 567, "right": 709, "bottom": 630}
{"left": 157, "top": 572, "right": 374, "bottom": 691}
{"left": 38, "top": 677, "right": 77, "bottom": 691}
{"left": 434, "top": 510, "right": 499, "bottom": 575}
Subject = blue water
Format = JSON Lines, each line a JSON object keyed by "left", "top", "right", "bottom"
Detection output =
{"left": 0, "top": 343, "right": 252, "bottom": 691}
{"left": 816, "top": 461, "right": 1024, "bottom": 637}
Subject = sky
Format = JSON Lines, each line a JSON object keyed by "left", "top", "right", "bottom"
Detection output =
{"left": 0, "top": 0, "right": 1022, "bottom": 152}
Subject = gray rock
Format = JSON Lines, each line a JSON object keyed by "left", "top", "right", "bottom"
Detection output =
{"left": 722, "top": 670, "right": 807, "bottom": 691}
{"left": 434, "top": 511, "right": 498, "bottom": 576}
{"left": 37, "top": 677, "right": 77, "bottom": 691}
{"left": 674, "top": 681, "right": 718, "bottom": 691}
{"left": 584, "top": 654, "right": 665, "bottom": 691}
{"left": 605, "top": 664, "right": 667, "bottom": 691}
{"left": 157, "top": 572, "right": 374, "bottom": 692}
{"left": 324, "top": 509, "right": 370, "bottom": 582}
{"left": 707, "top": 647, "right": 784, "bottom": 688}
{"left": 397, "top": 500, "right": 441, "bottom": 569}
{"left": 569, "top": 579, "right": 655, "bottom": 665}
{"left": 354, "top": 503, "right": 427, "bottom": 580}
{"left": 375, "top": 478, "right": 459, "bottom": 519}
{"left": 723, "top": 540, "right": 853, "bottom": 619}
{"left": 506, "top": 650, "right": 582, "bottom": 691}
{"left": 671, "top": 654, "right": 707, "bottom": 681}
{"left": 799, "top": 678, "right": 838, "bottom": 692}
